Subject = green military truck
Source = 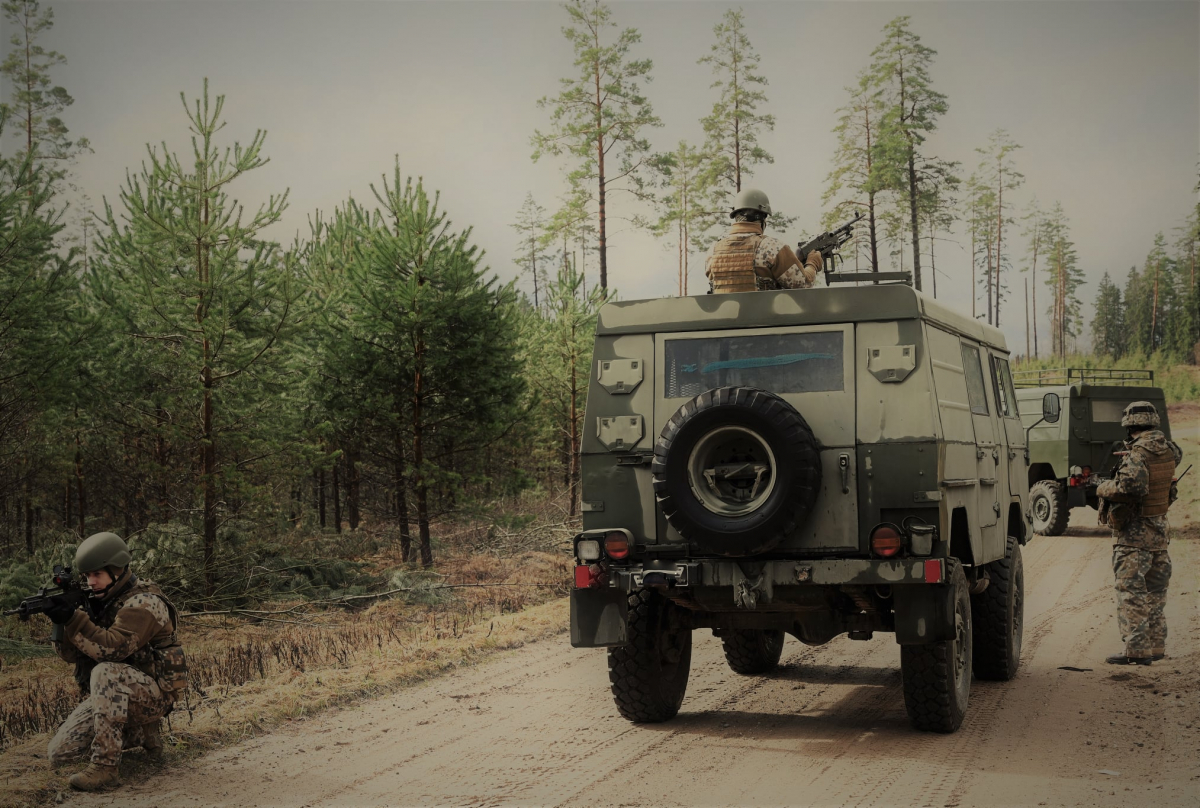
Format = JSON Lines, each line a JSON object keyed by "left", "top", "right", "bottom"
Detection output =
{"left": 569, "top": 284, "right": 1049, "bottom": 733}
{"left": 1014, "top": 368, "right": 1171, "bottom": 535}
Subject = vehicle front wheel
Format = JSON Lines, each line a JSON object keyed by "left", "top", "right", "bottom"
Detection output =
{"left": 721, "top": 629, "right": 785, "bottom": 675}
{"left": 608, "top": 589, "right": 692, "bottom": 723}
{"left": 900, "top": 561, "right": 973, "bottom": 733}
{"left": 1030, "top": 480, "right": 1068, "bottom": 535}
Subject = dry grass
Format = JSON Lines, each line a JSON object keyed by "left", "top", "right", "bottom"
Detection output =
{"left": 0, "top": 548, "right": 572, "bottom": 807}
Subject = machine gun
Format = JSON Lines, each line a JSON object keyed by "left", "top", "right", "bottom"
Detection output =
{"left": 800, "top": 211, "right": 911, "bottom": 285}
{"left": 3, "top": 565, "right": 87, "bottom": 622}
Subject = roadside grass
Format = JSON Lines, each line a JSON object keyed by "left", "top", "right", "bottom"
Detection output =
{"left": 0, "top": 504, "right": 575, "bottom": 808}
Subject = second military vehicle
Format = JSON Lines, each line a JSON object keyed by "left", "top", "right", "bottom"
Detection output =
{"left": 1014, "top": 368, "right": 1171, "bottom": 535}
{"left": 570, "top": 283, "right": 1050, "bottom": 733}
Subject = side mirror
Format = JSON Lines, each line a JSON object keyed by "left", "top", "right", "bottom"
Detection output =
{"left": 1042, "top": 392, "right": 1061, "bottom": 424}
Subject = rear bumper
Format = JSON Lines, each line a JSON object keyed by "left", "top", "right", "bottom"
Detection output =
{"left": 607, "top": 557, "right": 943, "bottom": 592}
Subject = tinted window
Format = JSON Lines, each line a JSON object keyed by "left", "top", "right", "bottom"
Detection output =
{"left": 991, "top": 355, "right": 1016, "bottom": 418}
{"left": 664, "top": 331, "right": 844, "bottom": 399}
{"left": 960, "top": 343, "right": 990, "bottom": 415}
{"left": 1092, "top": 400, "right": 1131, "bottom": 423}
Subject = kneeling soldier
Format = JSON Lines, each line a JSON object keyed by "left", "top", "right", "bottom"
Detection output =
{"left": 45, "top": 532, "right": 188, "bottom": 791}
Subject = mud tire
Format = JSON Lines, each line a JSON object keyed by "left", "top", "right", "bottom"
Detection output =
{"left": 721, "top": 629, "right": 785, "bottom": 675}
{"left": 1030, "top": 480, "right": 1068, "bottom": 536}
{"left": 608, "top": 589, "right": 692, "bottom": 723}
{"left": 972, "top": 541, "right": 1025, "bottom": 681}
{"left": 652, "top": 386, "right": 821, "bottom": 556}
{"left": 900, "top": 561, "right": 973, "bottom": 733}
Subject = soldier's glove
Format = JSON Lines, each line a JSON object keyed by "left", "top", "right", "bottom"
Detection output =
{"left": 45, "top": 598, "right": 77, "bottom": 625}
{"left": 806, "top": 250, "right": 824, "bottom": 271}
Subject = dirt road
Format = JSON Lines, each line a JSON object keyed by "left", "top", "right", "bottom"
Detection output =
{"left": 69, "top": 510, "right": 1198, "bottom": 808}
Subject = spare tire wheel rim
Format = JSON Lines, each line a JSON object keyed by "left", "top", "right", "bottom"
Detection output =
{"left": 686, "top": 425, "right": 778, "bottom": 517}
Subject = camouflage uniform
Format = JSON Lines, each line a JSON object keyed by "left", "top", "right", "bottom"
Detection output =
{"left": 47, "top": 577, "right": 180, "bottom": 768}
{"left": 1095, "top": 429, "right": 1182, "bottom": 659}
{"left": 705, "top": 218, "right": 820, "bottom": 293}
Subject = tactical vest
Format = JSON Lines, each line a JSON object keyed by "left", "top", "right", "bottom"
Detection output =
{"left": 76, "top": 576, "right": 188, "bottom": 700}
{"left": 709, "top": 226, "right": 763, "bottom": 293}
{"left": 1136, "top": 444, "right": 1176, "bottom": 517}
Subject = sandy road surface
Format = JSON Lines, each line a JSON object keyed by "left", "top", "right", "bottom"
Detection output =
{"left": 70, "top": 512, "right": 1199, "bottom": 808}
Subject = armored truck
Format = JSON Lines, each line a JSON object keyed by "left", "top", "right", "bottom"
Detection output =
{"left": 570, "top": 284, "right": 1046, "bottom": 733}
{"left": 1014, "top": 369, "right": 1170, "bottom": 535}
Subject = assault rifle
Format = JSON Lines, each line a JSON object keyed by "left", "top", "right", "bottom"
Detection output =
{"left": 3, "top": 564, "right": 87, "bottom": 622}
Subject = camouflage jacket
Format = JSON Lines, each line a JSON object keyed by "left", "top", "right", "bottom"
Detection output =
{"left": 1095, "top": 430, "right": 1183, "bottom": 550}
{"left": 53, "top": 574, "right": 178, "bottom": 693}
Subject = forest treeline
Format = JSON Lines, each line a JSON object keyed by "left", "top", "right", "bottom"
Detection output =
{"left": 0, "top": 0, "right": 1196, "bottom": 588}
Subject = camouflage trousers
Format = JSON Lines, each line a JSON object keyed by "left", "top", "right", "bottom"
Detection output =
{"left": 47, "top": 662, "right": 172, "bottom": 767}
{"left": 1112, "top": 546, "right": 1172, "bottom": 659}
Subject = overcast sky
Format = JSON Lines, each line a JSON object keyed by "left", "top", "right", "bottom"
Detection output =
{"left": 5, "top": 0, "right": 1197, "bottom": 355}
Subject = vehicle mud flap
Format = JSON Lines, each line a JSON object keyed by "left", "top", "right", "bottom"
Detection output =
{"left": 571, "top": 588, "right": 629, "bottom": 648}
{"left": 893, "top": 579, "right": 957, "bottom": 645}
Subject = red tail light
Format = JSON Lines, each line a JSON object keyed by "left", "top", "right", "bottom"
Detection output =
{"left": 870, "top": 524, "right": 903, "bottom": 558}
{"left": 604, "top": 532, "right": 630, "bottom": 559}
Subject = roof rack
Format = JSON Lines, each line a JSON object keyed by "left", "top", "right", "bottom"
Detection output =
{"left": 1011, "top": 368, "right": 1155, "bottom": 388}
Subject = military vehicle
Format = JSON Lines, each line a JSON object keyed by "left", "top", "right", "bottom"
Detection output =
{"left": 570, "top": 284, "right": 1050, "bottom": 733}
{"left": 1013, "top": 368, "right": 1171, "bottom": 535}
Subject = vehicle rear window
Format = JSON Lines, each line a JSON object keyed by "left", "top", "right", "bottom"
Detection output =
{"left": 664, "top": 331, "right": 844, "bottom": 398}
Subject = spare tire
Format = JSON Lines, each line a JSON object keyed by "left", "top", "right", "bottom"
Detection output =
{"left": 652, "top": 386, "right": 822, "bottom": 556}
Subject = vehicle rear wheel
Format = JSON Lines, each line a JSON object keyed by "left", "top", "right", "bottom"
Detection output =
{"left": 1029, "top": 480, "right": 1068, "bottom": 535}
{"left": 900, "top": 561, "right": 973, "bottom": 733}
{"left": 720, "top": 629, "right": 785, "bottom": 675}
{"left": 608, "top": 589, "right": 692, "bottom": 723}
{"left": 972, "top": 540, "right": 1024, "bottom": 681}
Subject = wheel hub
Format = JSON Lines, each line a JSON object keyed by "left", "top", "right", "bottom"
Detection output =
{"left": 686, "top": 426, "right": 777, "bottom": 516}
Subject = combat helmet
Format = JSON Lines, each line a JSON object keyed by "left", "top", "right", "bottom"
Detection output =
{"left": 1121, "top": 401, "right": 1160, "bottom": 430}
{"left": 75, "top": 532, "right": 132, "bottom": 575}
{"left": 730, "top": 188, "right": 771, "bottom": 219}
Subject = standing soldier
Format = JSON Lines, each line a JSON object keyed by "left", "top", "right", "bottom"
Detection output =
{"left": 44, "top": 532, "right": 188, "bottom": 791}
{"left": 1096, "top": 402, "right": 1183, "bottom": 665}
{"left": 705, "top": 188, "right": 824, "bottom": 294}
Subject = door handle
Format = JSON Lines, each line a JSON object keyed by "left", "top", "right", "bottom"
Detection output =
{"left": 839, "top": 453, "right": 850, "bottom": 494}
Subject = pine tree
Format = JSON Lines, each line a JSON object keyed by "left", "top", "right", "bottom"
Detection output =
{"left": 93, "top": 81, "right": 302, "bottom": 595}
{"left": 346, "top": 163, "right": 525, "bottom": 566}
{"left": 1019, "top": 202, "right": 1048, "bottom": 358}
{"left": 963, "top": 173, "right": 995, "bottom": 319}
{"left": 1091, "top": 272, "right": 1124, "bottom": 358}
{"left": 652, "top": 141, "right": 708, "bottom": 295}
{"left": 532, "top": 0, "right": 661, "bottom": 293}
{"left": 1143, "top": 233, "right": 1169, "bottom": 352}
{"left": 868, "top": 15, "right": 948, "bottom": 292}
{"left": 511, "top": 193, "right": 552, "bottom": 309}
{"left": 974, "top": 129, "right": 1023, "bottom": 325}
{"left": 1042, "top": 203, "right": 1083, "bottom": 357}
{"left": 822, "top": 70, "right": 886, "bottom": 273}
{"left": 0, "top": 0, "right": 88, "bottom": 162}
{"left": 697, "top": 7, "right": 776, "bottom": 226}
{"left": 0, "top": 111, "right": 76, "bottom": 552}
{"left": 916, "top": 156, "right": 959, "bottom": 298}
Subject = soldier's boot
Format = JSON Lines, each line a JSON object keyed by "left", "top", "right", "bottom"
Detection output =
{"left": 68, "top": 763, "right": 120, "bottom": 791}
{"left": 141, "top": 721, "right": 164, "bottom": 761}
{"left": 1104, "top": 654, "right": 1152, "bottom": 666}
